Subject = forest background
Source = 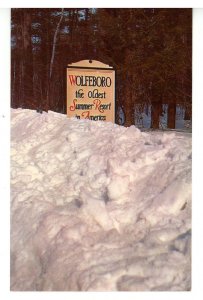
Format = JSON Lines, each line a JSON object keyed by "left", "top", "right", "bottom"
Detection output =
{"left": 11, "top": 8, "right": 192, "bottom": 128}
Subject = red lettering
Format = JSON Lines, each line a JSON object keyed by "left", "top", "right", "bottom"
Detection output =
{"left": 81, "top": 111, "right": 90, "bottom": 119}
{"left": 68, "top": 75, "right": 76, "bottom": 86}
{"left": 93, "top": 99, "right": 101, "bottom": 110}
{"left": 70, "top": 99, "right": 77, "bottom": 111}
{"left": 93, "top": 99, "right": 104, "bottom": 113}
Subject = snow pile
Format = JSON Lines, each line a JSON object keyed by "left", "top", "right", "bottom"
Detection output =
{"left": 11, "top": 108, "right": 191, "bottom": 291}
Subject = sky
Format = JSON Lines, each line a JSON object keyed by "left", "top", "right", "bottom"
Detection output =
{"left": 1, "top": 1, "right": 203, "bottom": 300}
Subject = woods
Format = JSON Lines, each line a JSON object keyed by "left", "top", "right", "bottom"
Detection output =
{"left": 11, "top": 8, "right": 192, "bottom": 128}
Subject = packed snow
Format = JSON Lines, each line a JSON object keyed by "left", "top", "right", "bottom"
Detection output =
{"left": 10, "top": 108, "right": 191, "bottom": 291}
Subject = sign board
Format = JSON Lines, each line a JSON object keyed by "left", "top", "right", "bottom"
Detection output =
{"left": 66, "top": 60, "right": 115, "bottom": 122}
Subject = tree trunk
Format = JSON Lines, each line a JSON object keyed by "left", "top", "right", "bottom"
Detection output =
{"left": 49, "top": 8, "right": 64, "bottom": 79}
{"left": 184, "top": 104, "right": 191, "bottom": 120}
{"left": 22, "top": 9, "right": 33, "bottom": 108}
{"left": 167, "top": 102, "right": 176, "bottom": 128}
{"left": 48, "top": 8, "right": 64, "bottom": 111}
{"left": 151, "top": 101, "right": 161, "bottom": 129}
{"left": 124, "top": 75, "right": 134, "bottom": 127}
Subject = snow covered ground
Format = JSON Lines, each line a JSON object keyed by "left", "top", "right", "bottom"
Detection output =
{"left": 10, "top": 108, "right": 191, "bottom": 291}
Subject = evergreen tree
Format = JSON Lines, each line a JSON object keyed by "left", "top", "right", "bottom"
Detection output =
{"left": 11, "top": 8, "right": 192, "bottom": 129}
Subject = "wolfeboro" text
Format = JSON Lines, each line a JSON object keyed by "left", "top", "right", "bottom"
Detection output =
{"left": 69, "top": 75, "right": 112, "bottom": 87}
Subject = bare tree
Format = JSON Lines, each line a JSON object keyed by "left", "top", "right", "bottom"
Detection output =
{"left": 49, "top": 8, "right": 64, "bottom": 79}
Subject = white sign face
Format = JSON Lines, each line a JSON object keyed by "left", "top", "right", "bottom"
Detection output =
{"left": 67, "top": 60, "right": 115, "bottom": 122}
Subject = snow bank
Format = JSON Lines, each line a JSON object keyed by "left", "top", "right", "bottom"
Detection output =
{"left": 11, "top": 108, "right": 191, "bottom": 291}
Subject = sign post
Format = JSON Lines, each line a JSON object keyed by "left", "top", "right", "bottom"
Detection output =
{"left": 66, "top": 60, "right": 115, "bottom": 122}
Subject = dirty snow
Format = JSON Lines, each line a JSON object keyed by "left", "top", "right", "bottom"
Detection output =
{"left": 10, "top": 108, "right": 191, "bottom": 291}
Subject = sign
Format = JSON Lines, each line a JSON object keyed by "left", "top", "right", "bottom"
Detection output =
{"left": 67, "top": 60, "right": 115, "bottom": 122}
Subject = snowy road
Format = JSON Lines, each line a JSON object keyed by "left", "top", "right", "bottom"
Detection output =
{"left": 10, "top": 108, "right": 191, "bottom": 291}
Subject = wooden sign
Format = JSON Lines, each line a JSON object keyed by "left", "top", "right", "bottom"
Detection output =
{"left": 66, "top": 60, "right": 115, "bottom": 122}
